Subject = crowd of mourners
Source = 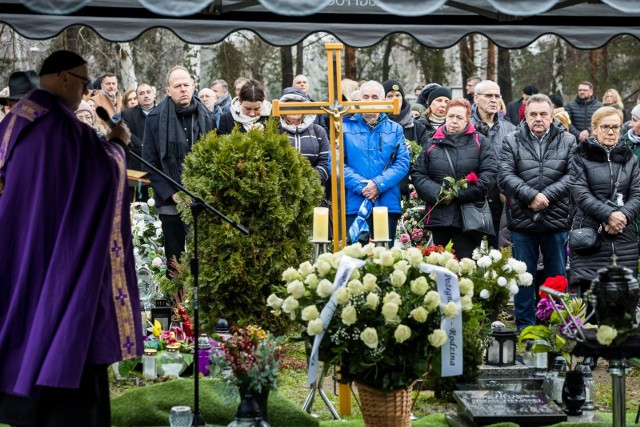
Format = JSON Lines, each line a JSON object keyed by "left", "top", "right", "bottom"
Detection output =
{"left": 3, "top": 65, "right": 640, "bottom": 336}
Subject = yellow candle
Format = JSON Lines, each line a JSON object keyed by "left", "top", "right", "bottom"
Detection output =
{"left": 373, "top": 206, "right": 389, "bottom": 241}
{"left": 313, "top": 207, "right": 329, "bottom": 241}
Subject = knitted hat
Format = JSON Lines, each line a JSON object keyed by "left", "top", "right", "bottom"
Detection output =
{"left": 428, "top": 86, "right": 452, "bottom": 106}
{"left": 39, "top": 50, "right": 87, "bottom": 76}
{"left": 522, "top": 85, "right": 540, "bottom": 96}
{"left": 382, "top": 79, "right": 405, "bottom": 99}
{"left": 416, "top": 83, "right": 441, "bottom": 107}
{"left": 549, "top": 94, "right": 564, "bottom": 108}
{"left": 411, "top": 103, "right": 425, "bottom": 116}
{"left": 279, "top": 86, "right": 309, "bottom": 102}
{"left": 75, "top": 100, "right": 94, "bottom": 120}
{"left": 632, "top": 105, "right": 640, "bottom": 119}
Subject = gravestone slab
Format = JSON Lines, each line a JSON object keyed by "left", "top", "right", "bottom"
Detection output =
{"left": 453, "top": 390, "right": 567, "bottom": 426}
{"left": 456, "top": 378, "right": 543, "bottom": 393}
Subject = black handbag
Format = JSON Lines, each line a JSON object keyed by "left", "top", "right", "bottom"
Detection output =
{"left": 568, "top": 164, "right": 623, "bottom": 254}
{"left": 443, "top": 147, "right": 494, "bottom": 235}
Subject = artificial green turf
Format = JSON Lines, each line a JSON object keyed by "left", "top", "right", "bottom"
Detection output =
{"left": 110, "top": 378, "right": 319, "bottom": 427}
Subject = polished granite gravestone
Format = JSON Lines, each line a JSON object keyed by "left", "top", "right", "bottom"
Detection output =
{"left": 452, "top": 390, "right": 567, "bottom": 426}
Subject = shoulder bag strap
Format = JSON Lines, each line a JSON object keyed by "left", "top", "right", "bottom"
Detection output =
{"left": 610, "top": 163, "right": 624, "bottom": 202}
{"left": 442, "top": 146, "right": 457, "bottom": 180}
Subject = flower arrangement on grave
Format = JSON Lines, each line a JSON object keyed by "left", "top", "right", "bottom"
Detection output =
{"left": 145, "top": 320, "right": 194, "bottom": 353}
{"left": 130, "top": 199, "right": 166, "bottom": 283}
{"left": 267, "top": 243, "right": 474, "bottom": 393}
{"left": 519, "top": 276, "right": 586, "bottom": 363}
{"left": 211, "top": 325, "right": 283, "bottom": 393}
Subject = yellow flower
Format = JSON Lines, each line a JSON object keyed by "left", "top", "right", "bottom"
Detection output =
{"left": 153, "top": 320, "right": 162, "bottom": 337}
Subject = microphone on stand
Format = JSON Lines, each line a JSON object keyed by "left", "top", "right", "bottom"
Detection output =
{"left": 95, "top": 106, "right": 118, "bottom": 129}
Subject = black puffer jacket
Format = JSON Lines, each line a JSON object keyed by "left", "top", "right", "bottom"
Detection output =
{"left": 499, "top": 121, "right": 576, "bottom": 232}
{"left": 411, "top": 123, "right": 497, "bottom": 229}
{"left": 565, "top": 96, "right": 603, "bottom": 139}
{"left": 569, "top": 139, "right": 640, "bottom": 284}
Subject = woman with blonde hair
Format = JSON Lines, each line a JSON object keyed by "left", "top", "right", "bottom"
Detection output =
{"left": 602, "top": 88, "right": 628, "bottom": 121}
{"left": 341, "top": 78, "right": 359, "bottom": 102}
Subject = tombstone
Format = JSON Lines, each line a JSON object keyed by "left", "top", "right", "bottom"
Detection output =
{"left": 450, "top": 390, "right": 567, "bottom": 426}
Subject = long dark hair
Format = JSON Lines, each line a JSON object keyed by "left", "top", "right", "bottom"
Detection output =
{"left": 239, "top": 79, "right": 266, "bottom": 103}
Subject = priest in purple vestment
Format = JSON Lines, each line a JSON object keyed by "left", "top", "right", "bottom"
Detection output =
{"left": 0, "top": 51, "right": 143, "bottom": 426}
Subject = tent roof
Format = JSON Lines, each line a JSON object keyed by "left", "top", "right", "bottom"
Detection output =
{"left": 0, "top": 0, "right": 638, "bottom": 48}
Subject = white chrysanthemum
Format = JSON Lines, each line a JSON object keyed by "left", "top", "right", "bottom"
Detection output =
{"left": 281, "top": 296, "right": 299, "bottom": 314}
{"left": 362, "top": 273, "right": 377, "bottom": 291}
{"left": 508, "top": 278, "right": 517, "bottom": 289}
{"left": 335, "top": 287, "right": 350, "bottom": 305}
{"left": 410, "top": 306, "right": 428, "bottom": 323}
{"left": 410, "top": 276, "right": 429, "bottom": 296}
{"left": 471, "top": 249, "right": 481, "bottom": 260}
{"left": 301, "top": 305, "right": 319, "bottom": 321}
{"left": 489, "top": 249, "right": 502, "bottom": 262}
{"left": 282, "top": 267, "right": 301, "bottom": 283}
{"left": 307, "top": 318, "right": 324, "bottom": 336}
{"left": 267, "top": 294, "right": 283, "bottom": 309}
{"left": 428, "top": 329, "right": 448, "bottom": 348}
{"left": 298, "top": 261, "right": 315, "bottom": 278}
{"left": 316, "top": 279, "right": 334, "bottom": 298}
{"left": 393, "top": 260, "right": 410, "bottom": 275}
{"left": 519, "top": 272, "right": 534, "bottom": 286}
{"left": 502, "top": 262, "right": 513, "bottom": 273}
{"left": 497, "top": 277, "right": 507, "bottom": 287}
{"left": 287, "top": 280, "right": 305, "bottom": 299}
{"left": 305, "top": 273, "right": 319, "bottom": 289}
{"left": 477, "top": 256, "right": 492, "bottom": 268}
{"left": 442, "top": 301, "right": 459, "bottom": 318}
{"left": 424, "top": 291, "right": 441, "bottom": 311}
{"left": 389, "top": 269, "right": 407, "bottom": 287}
{"left": 146, "top": 198, "right": 156, "bottom": 207}
{"left": 459, "top": 278, "right": 474, "bottom": 296}
{"left": 512, "top": 259, "right": 527, "bottom": 274}
{"left": 365, "top": 292, "right": 380, "bottom": 309}
{"left": 360, "top": 327, "right": 378, "bottom": 349}
{"left": 405, "top": 247, "right": 423, "bottom": 267}
{"left": 394, "top": 324, "right": 412, "bottom": 343}
{"left": 347, "top": 279, "right": 364, "bottom": 296}
{"left": 341, "top": 305, "right": 357, "bottom": 325}
{"left": 152, "top": 256, "right": 163, "bottom": 267}
{"left": 509, "top": 283, "right": 520, "bottom": 295}
{"left": 343, "top": 243, "right": 363, "bottom": 258}
{"left": 480, "top": 289, "right": 491, "bottom": 299}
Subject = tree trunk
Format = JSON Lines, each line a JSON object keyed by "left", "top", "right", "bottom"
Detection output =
{"left": 486, "top": 42, "right": 495, "bottom": 82}
{"left": 281, "top": 46, "right": 294, "bottom": 91}
{"left": 62, "top": 27, "right": 80, "bottom": 53}
{"left": 381, "top": 35, "right": 395, "bottom": 83}
{"left": 344, "top": 46, "right": 357, "bottom": 80}
{"left": 295, "top": 41, "right": 304, "bottom": 76}
{"left": 118, "top": 43, "right": 138, "bottom": 91}
{"left": 459, "top": 35, "right": 476, "bottom": 86}
{"left": 589, "top": 50, "right": 598, "bottom": 90}
{"left": 497, "top": 47, "right": 512, "bottom": 103}
{"left": 551, "top": 36, "right": 565, "bottom": 95}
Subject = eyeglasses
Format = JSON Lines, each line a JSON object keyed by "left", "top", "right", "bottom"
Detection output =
{"left": 599, "top": 124, "right": 621, "bottom": 132}
{"left": 479, "top": 93, "right": 501, "bottom": 99}
{"left": 67, "top": 71, "right": 91, "bottom": 88}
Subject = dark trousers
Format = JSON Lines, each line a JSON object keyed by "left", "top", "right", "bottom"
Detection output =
{"left": 346, "top": 213, "right": 401, "bottom": 244}
{"left": 160, "top": 213, "right": 187, "bottom": 276}
{"left": 430, "top": 227, "right": 483, "bottom": 260}
{"left": 0, "top": 365, "right": 110, "bottom": 427}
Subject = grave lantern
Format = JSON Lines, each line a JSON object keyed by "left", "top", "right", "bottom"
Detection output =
{"left": 486, "top": 327, "right": 517, "bottom": 366}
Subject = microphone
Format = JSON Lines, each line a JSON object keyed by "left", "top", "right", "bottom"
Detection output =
{"left": 539, "top": 286, "right": 566, "bottom": 300}
{"left": 95, "top": 106, "right": 118, "bottom": 129}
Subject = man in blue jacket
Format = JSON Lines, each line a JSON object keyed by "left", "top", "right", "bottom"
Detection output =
{"left": 341, "top": 80, "right": 411, "bottom": 242}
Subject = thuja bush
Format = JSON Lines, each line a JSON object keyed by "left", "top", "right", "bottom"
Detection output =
{"left": 180, "top": 120, "right": 324, "bottom": 334}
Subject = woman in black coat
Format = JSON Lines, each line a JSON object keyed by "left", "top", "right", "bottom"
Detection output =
{"left": 217, "top": 79, "right": 271, "bottom": 135}
{"left": 411, "top": 98, "right": 497, "bottom": 258}
{"left": 569, "top": 106, "right": 640, "bottom": 293}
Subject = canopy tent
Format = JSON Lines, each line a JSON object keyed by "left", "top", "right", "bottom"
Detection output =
{"left": 0, "top": 0, "right": 638, "bottom": 49}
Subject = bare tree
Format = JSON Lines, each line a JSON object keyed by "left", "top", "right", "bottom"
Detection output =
{"left": 281, "top": 46, "right": 293, "bottom": 91}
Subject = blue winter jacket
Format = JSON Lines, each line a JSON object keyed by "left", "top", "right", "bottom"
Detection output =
{"left": 332, "top": 113, "right": 410, "bottom": 215}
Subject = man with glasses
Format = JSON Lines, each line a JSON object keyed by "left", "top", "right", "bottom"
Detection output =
{"left": 465, "top": 75, "right": 481, "bottom": 105}
{"left": 472, "top": 80, "right": 516, "bottom": 248}
{"left": 0, "top": 50, "right": 141, "bottom": 426}
{"left": 566, "top": 81, "right": 603, "bottom": 143}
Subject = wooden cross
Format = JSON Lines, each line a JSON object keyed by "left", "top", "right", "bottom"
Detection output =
{"left": 272, "top": 42, "right": 400, "bottom": 249}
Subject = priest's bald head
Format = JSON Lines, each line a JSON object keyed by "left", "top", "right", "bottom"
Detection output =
{"left": 38, "top": 50, "right": 89, "bottom": 110}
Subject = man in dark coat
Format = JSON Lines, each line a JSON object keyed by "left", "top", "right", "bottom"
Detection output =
{"left": 499, "top": 94, "right": 576, "bottom": 332}
{"left": 505, "top": 85, "right": 539, "bottom": 126}
{"left": 565, "top": 81, "right": 603, "bottom": 143}
{"left": 122, "top": 83, "right": 156, "bottom": 201}
{"left": 143, "top": 66, "right": 215, "bottom": 276}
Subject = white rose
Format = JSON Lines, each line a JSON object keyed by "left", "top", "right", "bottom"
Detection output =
{"left": 378, "top": 250, "right": 395, "bottom": 267}
{"left": 335, "top": 287, "right": 350, "bottom": 305}
{"left": 477, "top": 256, "right": 492, "bottom": 268}
{"left": 390, "top": 247, "right": 403, "bottom": 262}
{"left": 425, "top": 252, "right": 442, "bottom": 265}
{"left": 383, "top": 291, "right": 402, "bottom": 305}
{"left": 410, "top": 276, "right": 429, "bottom": 296}
{"left": 410, "top": 306, "right": 428, "bottom": 323}
{"left": 305, "top": 273, "right": 319, "bottom": 289}
{"left": 266, "top": 293, "right": 283, "bottom": 309}
{"left": 298, "top": 261, "right": 315, "bottom": 278}
{"left": 316, "top": 261, "right": 332, "bottom": 277}
{"left": 393, "top": 260, "right": 410, "bottom": 275}
{"left": 445, "top": 259, "right": 460, "bottom": 274}
{"left": 316, "top": 279, "right": 334, "bottom": 298}
{"left": 301, "top": 305, "right": 319, "bottom": 321}
{"left": 460, "top": 295, "right": 473, "bottom": 311}
{"left": 152, "top": 256, "right": 163, "bottom": 267}
{"left": 389, "top": 269, "right": 407, "bottom": 287}
{"left": 428, "top": 329, "right": 448, "bottom": 348}
{"left": 479, "top": 289, "right": 490, "bottom": 299}
{"left": 460, "top": 258, "right": 477, "bottom": 274}
{"left": 405, "top": 247, "right": 423, "bottom": 267}
{"left": 317, "top": 252, "right": 335, "bottom": 266}
{"left": 596, "top": 325, "right": 618, "bottom": 346}
{"left": 509, "top": 283, "right": 520, "bottom": 295}
{"left": 442, "top": 301, "right": 459, "bottom": 318}
{"left": 333, "top": 252, "right": 345, "bottom": 267}
{"left": 146, "top": 198, "right": 155, "bottom": 207}
{"left": 497, "top": 277, "right": 507, "bottom": 287}
{"left": 341, "top": 305, "right": 357, "bottom": 325}
{"left": 362, "top": 273, "right": 378, "bottom": 291}
{"left": 350, "top": 268, "right": 361, "bottom": 281}
{"left": 372, "top": 246, "right": 386, "bottom": 258}
{"left": 362, "top": 242, "right": 376, "bottom": 256}
{"left": 365, "top": 292, "right": 380, "bottom": 309}
{"left": 287, "top": 280, "right": 305, "bottom": 299}
{"left": 381, "top": 302, "right": 399, "bottom": 323}
{"left": 519, "top": 272, "right": 534, "bottom": 286}
{"left": 424, "top": 291, "right": 441, "bottom": 311}
{"left": 281, "top": 296, "right": 299, "bottom": 314}
{"left": 394, "top": 324, "right": 412, "bottom": 343}
{"left": 439, "top": 251, "right": 454, "bottom": 266}
{"left": 360, "top": 327, "right": 379, "bottom": 349}
{"left": 282, "top": 267, "right": 301, "bottom": 282}
{"left": 459, "top": 278, "right": 474, "bottom": 296}
{"left": 307, "top": 318, "right": 324, "bottom": 336}
{"left": 489, "top": 249, "right": 502, "bottom": 262}
{"left": 343, "top": 243, "right": 362, "bottom": 258}
{"left": 347, "top": 279, "right": 364, "bottom": 295}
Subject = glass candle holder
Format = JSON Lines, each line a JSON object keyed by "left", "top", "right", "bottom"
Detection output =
{"left": 169, "top": 406, "right": 193, "bottom": 427}
{"left": 160, "top": 345, "right": 184, "bottom": 378}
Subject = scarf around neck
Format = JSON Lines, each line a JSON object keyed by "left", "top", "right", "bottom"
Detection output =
{"left": 230, "top": 97, "right": 273, "bottom": 131}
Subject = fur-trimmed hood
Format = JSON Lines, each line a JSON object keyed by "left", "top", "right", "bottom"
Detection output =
{"left": 574, "top": 138, "right": 633, "bottom": 164}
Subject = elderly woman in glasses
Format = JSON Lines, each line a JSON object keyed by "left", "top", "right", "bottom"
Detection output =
{"left": 569, "top": 106, "right": 640, "bottom": 294}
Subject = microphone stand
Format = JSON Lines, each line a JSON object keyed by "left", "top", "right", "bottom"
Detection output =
{"left": 116, "top": 138, "right": 249, "bottom": 426}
